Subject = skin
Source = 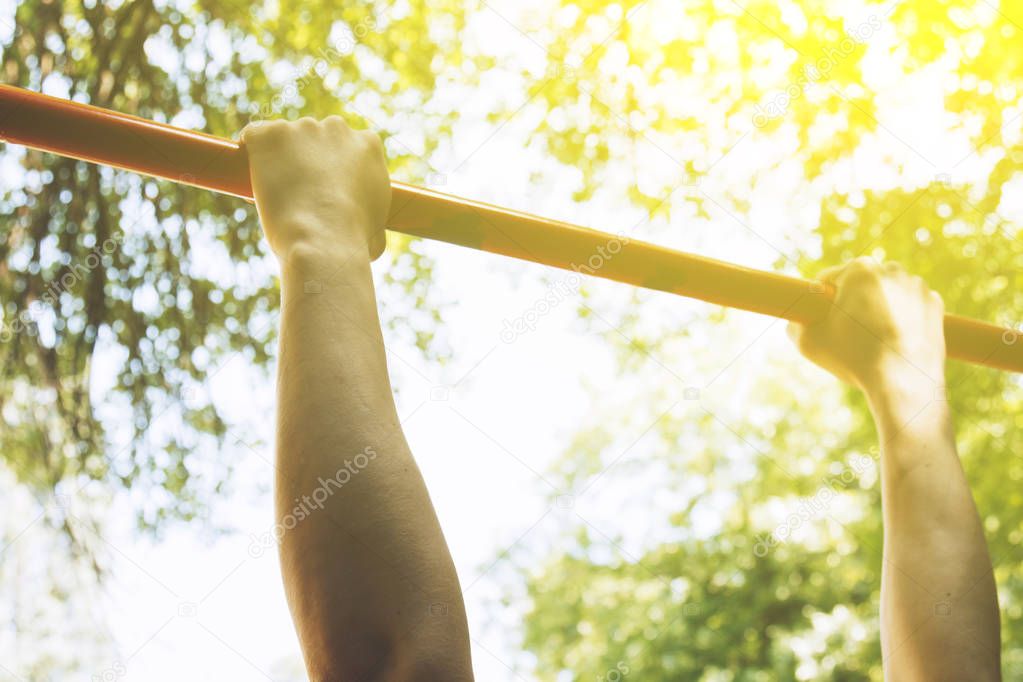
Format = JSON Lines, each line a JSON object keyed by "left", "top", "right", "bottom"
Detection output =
{"left": 243, "top": 117, "right": 474, "bottom": 681}
{"left": 789, "top": 258, "right": 1001, "bottom": 681}
{"left": 243, "top": 117, "right": 1000, "bottom": 680}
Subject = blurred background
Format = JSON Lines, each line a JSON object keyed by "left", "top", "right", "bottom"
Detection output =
{"left": 2, "top": 0, "right": 1023, "bottom": 679}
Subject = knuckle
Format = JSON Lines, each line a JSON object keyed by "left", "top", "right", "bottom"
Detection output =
{"left": 850, "top": 256, "right": 877, "bottom": 271}
{"left": 363, "top": 130, "right": 384, "bottom": 152}
{"left": 842, "top": 257, "right": 883, "bottom": 284}
{"left": 242, "top": 119, "right": 287, "bottom": 146}
{"left": 843, "top": 267, "right": 872, "bottom": 284}
{"left": 241, "top": 120, "right": 268, "bottom": 138}
{"left": 816, "top": 264, "right": 844, "bottom": 284}
{"left": 324, "top": 114, "right": 347, "bottom": 130}
{"left": 843, "top": 263, "right": 866, "bottom": 278}
{"left": 240, "top": 123, "right": 261, "bottom": 144}
{"left": 884, "top": 261, "right": 904, "bottom": 273}
{"left": 264, "top": 119, "right": 290, "bottom": 136}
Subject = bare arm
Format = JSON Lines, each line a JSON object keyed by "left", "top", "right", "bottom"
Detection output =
{"left": 243, "top": 117, "right": 473, "bottom": 681}
{"left": 789, "top": 258, "right": 1000, "bottom": 681}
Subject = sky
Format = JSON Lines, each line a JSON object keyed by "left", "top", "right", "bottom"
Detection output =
{"left": 0, "top": 4, "right": 696, "bottom": 679}
{"left": 6, "top": 0, "right": 1019, "bottom": 680}
{"left": 0, "top": 2, "right": 874, "bottom": 680}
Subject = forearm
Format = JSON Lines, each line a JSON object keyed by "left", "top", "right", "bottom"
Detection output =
{"left": 866, "top": 372, "right": 1000, "bottom": 680}
{"left": 274, "top": 243, "right": 472, "bottom": 680}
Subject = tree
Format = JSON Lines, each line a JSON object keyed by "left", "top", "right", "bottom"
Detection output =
{"left": 1, "top": 4, "right": 474, "bottom": 675}
{"left": 512, "top": 0, "right": 1023, "bottom": 678}
{"left": 0, "top": 0, "right": 471, "bottom": 534}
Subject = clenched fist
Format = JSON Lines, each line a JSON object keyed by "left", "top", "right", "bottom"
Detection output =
{"left": 788, "top": 258, "right": 946, "bottom": 390}
{"left": 242, "top": 116, "right": 391, "bottom": 266}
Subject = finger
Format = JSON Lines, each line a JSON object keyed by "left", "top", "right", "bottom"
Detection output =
{"left": 832, "top": 257, "right": 886, "bottom": 294}
{"left": 883, "top": 261, "right": 904, "bottom": 274}
{"left": 786, "top": 321, "right": 803, "bottom": 346}
{"left": 361, "top": 128, "right": 382, "bottom": 144}
{"left": 323, "top": 114, "right": 347, "bottom": 131}
{"left": 239, "top": 122, "right": 264, "bottom": 148}
{"left": 842, "top": 255, "right": 881, "bottom": 279}
{"left": 369, "top": 229, "right": 387, "bottom": 261}
{"left": 239, "top": 119, "right": 284, "bottom": 154}
{"left": 815, "top": 263, "right": 848, "bottom": 284}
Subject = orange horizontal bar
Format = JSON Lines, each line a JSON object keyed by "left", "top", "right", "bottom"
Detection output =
{"left": 0, "top": 84, "right": 1019, "bottom": 373}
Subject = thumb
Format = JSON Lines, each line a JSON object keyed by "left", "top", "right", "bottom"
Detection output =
{"left": 786, "top": 321, "right": 803, "bottom": 347}
{"left": 369, "top": 228, "right": 387, "bottom": 261}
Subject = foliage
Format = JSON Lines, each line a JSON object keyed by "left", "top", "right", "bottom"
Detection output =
{"left": 4, "top": 0, "right": 1023, "bottom": 679}
{"left": 0, "top": 0, "right": 470, "bottom": 534}
{"left": 513, "top": 0, "right": 1023, "bottom": 679}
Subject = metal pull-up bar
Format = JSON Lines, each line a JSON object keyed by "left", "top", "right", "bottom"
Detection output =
{"left": 1, "top": 84, "right": 1020, "bottom": 373}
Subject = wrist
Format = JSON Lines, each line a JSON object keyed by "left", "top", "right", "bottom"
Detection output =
{"left": 283, "top": 238, "right": 369, "bottom": 270}
{"left": 270, "top": 214, "right": 374, "bottom": 271}
{"left": 856, "top": 351, "right": 943, "bottom": 395}
{"left": 278, "top": 242, "right": 375, "bottom": 302}
{"left": 860, "top": 359, "right": 948, "bottom": 430}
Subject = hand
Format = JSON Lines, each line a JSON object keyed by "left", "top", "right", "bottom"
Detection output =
{"left": 788, "top": 258, "right": 946, "bottom": 391}
{"left": 242, "top": 116, "right": 391, "bottom": 265}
